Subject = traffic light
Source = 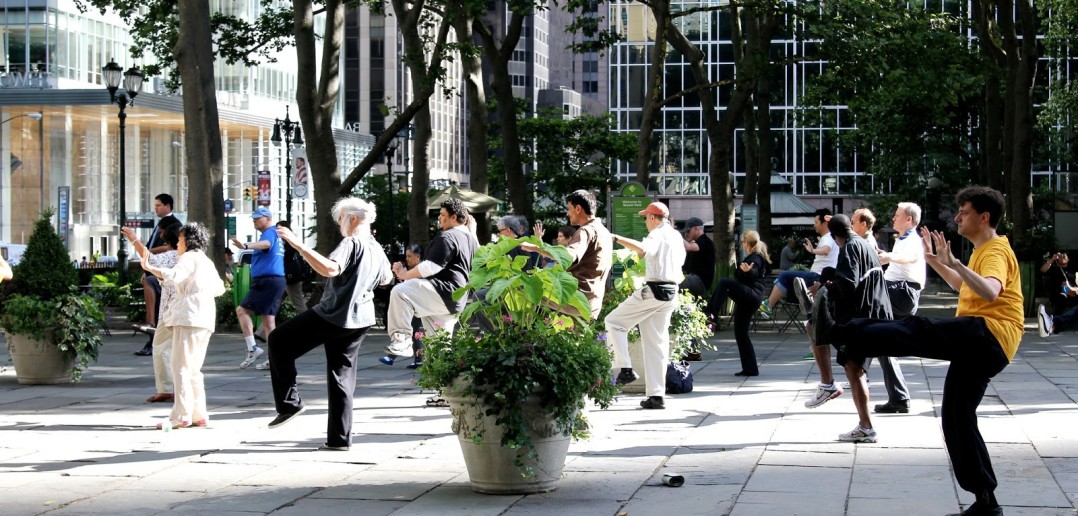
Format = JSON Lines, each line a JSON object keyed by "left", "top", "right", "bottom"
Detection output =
{"left": 243, "top": 186, "right": 253, "bottom": 201}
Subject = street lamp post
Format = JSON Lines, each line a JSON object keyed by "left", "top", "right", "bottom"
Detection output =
{"left": 270, "top": 106, "right": 303, "bottom": 223}
{"left": 103, "top": 59, "right": 144, "bottom": 286}
{"left": 385, "top": 139, "right": 400, "bottom": 255}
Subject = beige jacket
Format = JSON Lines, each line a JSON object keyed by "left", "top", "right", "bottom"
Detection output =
{"left": 159, "top": 250, "right": 225, "bottom": 331}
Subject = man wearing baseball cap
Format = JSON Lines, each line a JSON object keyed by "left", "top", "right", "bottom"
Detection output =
{"left": 230, "top": 207, "right": 286, "bottom": 369}
{"left": 606, "top": 201, "right": 687, "bottom": 409}
{"left": 681, "top": 216, "right": 714, "bottom": 296}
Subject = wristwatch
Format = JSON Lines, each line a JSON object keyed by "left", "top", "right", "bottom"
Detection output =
{"left": 243, "top": 243, "right": 248, "bottom": 250}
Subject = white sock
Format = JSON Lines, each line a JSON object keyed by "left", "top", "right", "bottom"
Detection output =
{"left": 820, "top": 382, "right": 833, "bottom": 389}
{"left": 244, "top": 336, "right": 257, "bottom": 351}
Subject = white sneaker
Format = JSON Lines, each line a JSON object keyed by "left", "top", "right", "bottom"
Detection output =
{"left": 804, "top": 383, "right": 843, "bottom": 409}
{"left": 1037, "top": 304, "right": 1054, "bottom": 338}
{"left": 793, "top": 277, "right": 814, "bottom": 315}
{"left": 384, "top": 336, "right": 413, "bottom": 358}
{"left": 838, "top": 424, "right": 878, "bottom": 443}
{"left": 240, "top": 346, "right": 264, "bottom": 369}
{"left": 254, "top": 360, "right": 271, "bottom": 370}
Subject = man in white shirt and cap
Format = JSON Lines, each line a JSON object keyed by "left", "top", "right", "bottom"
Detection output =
{"left": 606, "top": 201, "right": 687, "bottom": 410}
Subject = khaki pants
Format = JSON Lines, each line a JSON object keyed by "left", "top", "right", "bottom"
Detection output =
{"left": 605, "top": 287, "right": 677, "bottom": 397}
{"left": 170, "top": 326, "right": 212, "bottom": 424}
{"left": 152, "top": 325, "right": 174, "bottom": 394}
{"left": 387, "top": 279, "right": 458, "bottom": 342}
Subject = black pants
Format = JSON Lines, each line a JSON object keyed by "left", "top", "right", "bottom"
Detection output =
{"left": 835, "top": 316, "right": 1010, "bottom": 496}
{"left": 709, "top": 278, "right": 760, "bottom": 375}
{"left": 269, "top": 309, "right": 370, "bottom": 448}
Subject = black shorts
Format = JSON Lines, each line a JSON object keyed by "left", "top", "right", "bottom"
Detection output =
{"left": 241, "top": 276, "right": 287, "bottom": 316}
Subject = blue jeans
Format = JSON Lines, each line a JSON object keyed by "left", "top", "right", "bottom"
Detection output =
{"left": 773, "top": 270, "right": 821, "bottom": 296}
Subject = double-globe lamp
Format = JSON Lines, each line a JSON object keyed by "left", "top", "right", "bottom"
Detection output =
{"left": 103, "top": 59, "right": 144, "bottom": 286}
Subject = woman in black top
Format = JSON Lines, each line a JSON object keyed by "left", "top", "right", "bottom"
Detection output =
{"left": 707, "top": 230, "right": 772, "bottom": 376}
{"left": 1041, "top": 251, "right": 1076, "bottom": 315}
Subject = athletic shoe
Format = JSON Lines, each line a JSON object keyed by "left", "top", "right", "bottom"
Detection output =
{"left": 318, "top": 443, "right": 351, "bottom": 451}
{"left": 640, "top": 396, "right": 665, "bottom": 409}
{"left": 267, "top": 406, "right": 307, "bottom": 429}
{"left": 1037, "top": 304, "right": 1054, "bottom": 338}
{"left": 405, "top": 361, "right": 423, "bottom": 370}
{"left": 616, "top": 368, "right": 639, "bottom": 385}
{"left": 240, "top": 346, "right": 264, "bottom": 369}
{"left": 804, "top": 383, "right": 843, "bottom": 408}
{"left": 793, "top": 277, "right": 814, "bottom": 315}
{"left": 758, "top": 300, "right": 772, "bottom": 319}
{"left": 838, "top": 424, "right": 878, "bottom": 443}
{"left": 378, "top": 356, "right": 396, "bottom": 366}
{"left": 254, "top": 360, "right": 271, "bottom": 370}
{"left": 384, "top": 337, "right": 413, "bottom": 359}
{"left": 874, "top": 400, "right": 910, "bottom": 414}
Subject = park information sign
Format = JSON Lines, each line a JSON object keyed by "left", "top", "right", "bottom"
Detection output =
{"left": 741, "top": 204, "right": 758, "bottom": 235}
{"left": 611, "top": 181, "right": 650, "bottom": 242}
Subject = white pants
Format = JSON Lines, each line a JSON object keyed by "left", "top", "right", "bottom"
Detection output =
{"left": 170, "top": 326, "right": 212, "bottom": 424}
{"left": 152, "top": 325, "right": 174, "bottom": 394}
{"left": 387, "top": 279, "right": 458, "bottom": 342}
{"left": 605, "top": 287, "right": 677, "bottom": 397}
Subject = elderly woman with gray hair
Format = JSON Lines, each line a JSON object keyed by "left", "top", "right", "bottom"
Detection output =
{"left": 265, "top": 197, "right": 393, "bottom": 451}
{"left": 140, "top": 222, "right": 226, "bottom": 429}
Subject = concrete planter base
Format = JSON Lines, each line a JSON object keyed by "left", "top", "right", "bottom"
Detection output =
{"left": 7, "top": 334, "right": 73, "bottom": 385}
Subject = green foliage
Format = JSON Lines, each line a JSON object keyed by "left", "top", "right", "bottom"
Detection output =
{"left": 1037, "top": 0, "right": 1078, "bottom": 167}
{"left": 351, "top": 174, "right": 410, "bottom": 248}
{"left": 11, "top": 210, "right": 78, "bottom": 301}
{"left": 0, "top": 211, "right": 103, "bottom": 381}
{"left": 487, "top": 100, "right": 637, "bottom": 222}
{"left": 417, "top": 237, "right": 618, "bottom": 477}
{"left": 800, "top": 0, "right": 983, "bottom": 182}
{"left": 1001, "top": 185, "right": 1058, "bottom": 263}
{"left": 215, "top": 285, "right": 239, "bottom": 330}
{"left": 77, "top": 0, "right": 293, "bottom": 90}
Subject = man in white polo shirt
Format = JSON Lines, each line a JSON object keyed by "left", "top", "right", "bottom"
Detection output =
{"left": 606, "top": 201, "right": 687, "bottom": 410}
{"left": 872, "top": 202, "right": 926, "bottom": 413}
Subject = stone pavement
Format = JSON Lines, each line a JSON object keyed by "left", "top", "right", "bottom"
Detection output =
{"left": 0, "top": 293, "right": 1076, "bottom": 516}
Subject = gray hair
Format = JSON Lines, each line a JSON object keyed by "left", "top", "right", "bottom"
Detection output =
{"left": 332, "top": 197, "right": 376, "bottom": 234}
{"left": 897, "top": 202, "right": 922, "bottom": 226}
{"left": 497, "top": 214, "right": 527, "bottom": 237}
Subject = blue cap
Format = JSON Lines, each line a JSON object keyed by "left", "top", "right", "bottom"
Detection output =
{"left": 251, "top": 207, "right": 272, "bottom": 219}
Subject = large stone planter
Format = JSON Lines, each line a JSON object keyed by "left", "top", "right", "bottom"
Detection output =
{"left": 616, "top": 338, "right": 670, "bottom": 395}
{"left": 6, "top": 333, "right": 74, "bottom": 385}
{"left": 444, "top": 390, "right": 574, "bottom": 494}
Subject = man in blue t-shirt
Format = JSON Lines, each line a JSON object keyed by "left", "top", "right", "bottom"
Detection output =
{"left": 231, "top": 207, "right": 286, "bottom": 369}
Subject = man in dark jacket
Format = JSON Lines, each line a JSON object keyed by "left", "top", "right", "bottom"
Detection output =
{"left": 811, "top": 214, "right": 892, "bottom": 443}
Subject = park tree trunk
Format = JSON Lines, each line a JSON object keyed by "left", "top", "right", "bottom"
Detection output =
{"left": 174, "top": 0, "right": 225, "bottom": 275}
{"left": 746, "top": 6, "right": 778, "bottom": 247}
{"left": 635, "top": 0, "right": 671, "bottom": 186}
{"left": 476, "top": 11, "right": 529, "bottom": 221}
{"left": 452, "top": 11, "right": 492, "bottom": 242}
{"left": 667, "top": 6, "right": 755, "bottom": 273}
{"left": 294, "top": 0, "right": 344, "bottom": 255}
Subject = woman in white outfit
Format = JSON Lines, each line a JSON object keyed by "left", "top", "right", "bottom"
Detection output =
{"left": 123, "top": 225, "right": 179, "bottom": 403}
{"left": 140, "top": 222, "right": 225, "bottom": 429}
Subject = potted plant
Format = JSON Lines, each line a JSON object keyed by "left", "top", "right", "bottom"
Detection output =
{"left": 0, "top": 211, "right": 103, "bottom": 384}
{"left": 417, "top": 236, "right": 618, "bottom": 494}
{"left": 599, "top": 249, "right": 714, "bottom": 394}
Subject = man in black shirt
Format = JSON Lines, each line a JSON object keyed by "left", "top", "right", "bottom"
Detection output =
{"left": 134, "top": 193, "right": 182, "bottom": 356}
{"left": 681, "top": 217, "right": 714, "bottom": 296}
{"left": 383, "top": 199, "right": 479, "bottom": 359}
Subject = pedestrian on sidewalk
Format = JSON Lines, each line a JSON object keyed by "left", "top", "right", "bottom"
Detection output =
{"left": 871, "top": 202, "right": 926, "bottom": 414}
{"left": 230, "top": 207, "right": 286, "bottom": 369}
{"left": 123, "top": 225, "right": 179, "bottom": 404}
{"left": 706, "top": 230, "right": 770, "bottom": 377}
{"left": 815, "top": 186, "right": 1021, "bottom": 516}
{"left": 378, "top": 243, "right": 425, "bottom": 368}
{"left": 133, "top": 193, "right": 182, "bottom": 356}
{"left": 809, "top": 214, "right": 893, "bottom": 443}
{"left": 140, "top": 222, "right": 226, "bottom": 429}
{"left": 607, "top": 201, "right": 686, "bottom": 410}
{"left": 266, "top": 198, "right": 393, "bottom": 451}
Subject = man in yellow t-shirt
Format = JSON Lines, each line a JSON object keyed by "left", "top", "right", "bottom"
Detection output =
{"left": 815, "top": 186, "right": 1020, "bottom": 516}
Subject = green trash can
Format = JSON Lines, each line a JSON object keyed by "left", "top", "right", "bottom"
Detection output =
{"left": 232, "top": 264, "right": 259, "bottom": 330}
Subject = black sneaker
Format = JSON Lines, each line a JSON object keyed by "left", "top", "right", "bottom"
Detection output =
{"left": 134, "top": 342, "right": 153, "bottom": 356}
{"left": 317, "top": 443, "right": 350, "bottom": 451}
{"left": 616, "top": 368, "right": 639, "bottom": 385}
{"left": 874, "top": 400, "right": 911, "bottom": 414}
{"left": 267, "top": 406, "right": 306, "bottom": 429}
{"left": 640, "top": 396, "right": 665, "bottom": 409}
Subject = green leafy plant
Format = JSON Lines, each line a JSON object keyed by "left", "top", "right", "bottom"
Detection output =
{"left": 417, "top": 236, "right": 618, "bottom": 476}
{"left": 0, "top": 211, "right": 103, "bottom": 381}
